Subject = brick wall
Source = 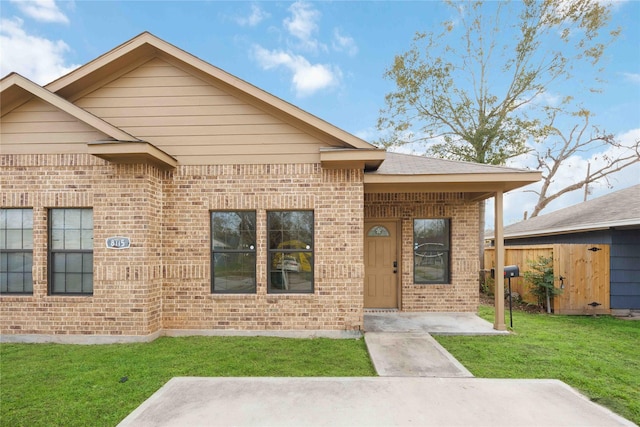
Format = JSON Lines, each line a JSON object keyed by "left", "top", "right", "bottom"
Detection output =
{"left": 365, "top": 192, "right": 480, "bottom": 312}
{"left": 1, "top": 156, "right": 365, "bottom": 338}
{"left": 0, "top": 154, "right": 164, "bottom": 337}
{"left": 161, "top": 165, "right": 365, "bottom": 332}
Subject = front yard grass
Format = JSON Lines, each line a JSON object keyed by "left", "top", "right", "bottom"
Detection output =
{"left": 0, "top": 336, "right": 375, "bottom": 427}
{"left": 435, "top": 306, "right": 640, "bottom": 425}
{"left": 3, "top": 309, "right": 638, "bottom": 426}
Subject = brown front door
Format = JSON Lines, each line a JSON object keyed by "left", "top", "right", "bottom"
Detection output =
{"left": 364, "top": 221, "right": 398, "bottom": 309}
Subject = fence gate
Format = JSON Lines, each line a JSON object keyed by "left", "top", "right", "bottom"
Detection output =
{"left": 484, "top": 244, "right": 610, "bottom": 315}
{"left": 553, "top": 244, "right": 610, "bottom": 315}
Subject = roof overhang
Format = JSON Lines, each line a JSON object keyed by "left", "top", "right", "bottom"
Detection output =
{"left": 87, "top": 141, "right": 178, "bottom": 170}
{"left": 320, "top": 148, "right": 386, "bottom": 170}
{"left": 364, "top": 171, "right": 542, "bottom": 200}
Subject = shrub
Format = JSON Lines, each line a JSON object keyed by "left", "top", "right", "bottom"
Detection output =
{"left": 523, "top": 255, "right": 561, "bottom": 313}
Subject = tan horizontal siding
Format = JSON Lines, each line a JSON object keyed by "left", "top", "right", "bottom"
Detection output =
{"left": 78, "top": 95, "right": 245, "bottom": 108}
{"left": 84, "top": 105, "right": 268, "bottom": 119}
{"left": 83, "top": 85, "right": 228, "bottom": 99}
{"left": 0, "top": 132, "right": 103, "bottom": 145}
{"left": 1, "top": 111, "right": 77, "bottom": 123}
{"left": 0, "top": 99, "right": 106, "bottom": 154}
{"left": 1, "top": 120, "right": 100, "bottom": 134}
{"left": 0, "top": 143, "right": 90, "bottom": 154}
{"left": 109, "top": 114, "right": 282, "bottom": 127}
{"left": 74, "top": 58, "right": 333, "bottom": 163}
{"left": 152, "top": 143, "right": 320, "bottom": 156}
{"left": 148, "top": 133, "right": 322, "bottom": 147}
{"left": 123, "top": 123, "right": 302, "bottom": 137}
{"left": 105, "top": 75, "right": 208, "bottom": 89}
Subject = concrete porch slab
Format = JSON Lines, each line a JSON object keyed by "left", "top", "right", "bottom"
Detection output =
{"left": 364, "top": 312, "right": 509, "bottom": 335}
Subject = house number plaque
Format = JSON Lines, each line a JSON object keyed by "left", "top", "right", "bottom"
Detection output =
{"left": 106, "top": 237, "right": 131, "bottom": 249}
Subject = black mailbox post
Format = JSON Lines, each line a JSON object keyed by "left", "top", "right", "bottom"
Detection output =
{"left": 504, "top": 265, "right": 519, "bottom": 278}
{"left": 490, "top": 265, "right": 520, "bottom": 328}
{"left": 505, "top": 265, "right": 519, "bottom": 328}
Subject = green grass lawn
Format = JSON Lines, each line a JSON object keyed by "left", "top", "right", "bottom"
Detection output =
{"left": 0, "top": 336, "right": 375, "bottom": 427}
{"left": 2, "top": 309, "right": 638, "bottom": 426}
{"left": 435, "top": 306, "right": 640, "bottom": 425}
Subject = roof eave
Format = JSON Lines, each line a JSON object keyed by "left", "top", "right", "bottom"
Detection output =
{"left": 87, "top": 140, "right": 178, "bottom": 170}
{"left": 320, "top": 148, "right": 386, "bottom": 170}
{"left": 364, "top": 171, "right": 541, "bottom": 195}
{"left": 503, "top": 217, "right": 640, "bottom": 240}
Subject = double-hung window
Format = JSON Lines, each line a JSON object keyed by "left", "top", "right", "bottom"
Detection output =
{"left": 268, "top": 211, "right": 313, "bottom": 293}
{"left": 0, "top": 209, "right": 33, "bottom": 294}
{"left": 49, "top": 208, "right": 93, "bottom": 295}
{"left": 414, "top": 219, "right": 450, "bottom": 284}
{"left": 211, "top": 211, "right": 256, "bottom": 293}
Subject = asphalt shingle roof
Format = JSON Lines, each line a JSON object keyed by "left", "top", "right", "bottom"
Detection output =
{"left": 369, "top": 152, "right": 532, "bottom": 175}
{"left": 504, "top": 184, "right": 640, "bottom": 237}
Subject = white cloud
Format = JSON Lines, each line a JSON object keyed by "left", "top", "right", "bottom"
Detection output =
{"left": 622, "top": 72, "right": 640, "bottom": 85}
{"left": 10, "top": 0, "right": 69, "bottom": 24}
{"left": 0, "top": 17, "right": 79, "bottom": 84}
{"left": 283, "top": 1, "right": 326, "bottom": 53}
{"left": 235, "top": 3, "right": 269, "bottom": 27}
{"left": 332, "top": 29, "right": 358, "bottom": 56}
{"left": 252, "top": 45, "right": 340, "bottom": 97}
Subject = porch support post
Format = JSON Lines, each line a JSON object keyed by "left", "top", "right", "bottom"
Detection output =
{"left": 493, "top": 190, "right": 506, "bottom": 331}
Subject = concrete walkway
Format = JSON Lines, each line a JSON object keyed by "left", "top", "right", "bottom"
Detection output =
{"left": 118, "top": 377, "right": 635, "bottom": 427}
{"left": 363, "top": 311, "right": 503, "bottom": 377}
{"left": 117, "top": 313, "right": 636, "bottom": 426}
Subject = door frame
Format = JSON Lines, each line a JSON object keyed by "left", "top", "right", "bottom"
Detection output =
{"left": 364, "top": 219, "right": 402, "bottom": 309}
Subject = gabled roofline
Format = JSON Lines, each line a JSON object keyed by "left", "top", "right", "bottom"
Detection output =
{"left": 0, "top": 73, "right": 139, "bottom": 142}
{"left": 44, "top": 32, "right": 375, "bottom": 151}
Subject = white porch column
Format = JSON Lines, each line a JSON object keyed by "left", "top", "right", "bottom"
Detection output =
{"left": 493, "top": 191, "right": 506, "bottom": 330}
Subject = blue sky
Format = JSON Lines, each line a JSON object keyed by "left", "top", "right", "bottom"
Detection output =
{"left": 1, "top": 0, "right": 639, "bottom": 225}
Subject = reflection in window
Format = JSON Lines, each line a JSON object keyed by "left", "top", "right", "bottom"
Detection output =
{"left": 0, "top": 209, "right": 33, "bottom": 294}
{"left": 211, "top": 211, "right": 256, "bottom": 293}
{"left": 367, "top": 225, "right": 390, "bottom": 237}
{"left": 268, "top": 211, "right": 313, "bottom": 293}
{"left": 49, "top": 209, "right": 93, "bottom": 295}
{"left": 414, "top": 219, "right": 450, "bottom": 284}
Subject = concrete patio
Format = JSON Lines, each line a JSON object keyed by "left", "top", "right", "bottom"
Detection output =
{"left": 364, "top": 311, "right": 509, "bottom": 335}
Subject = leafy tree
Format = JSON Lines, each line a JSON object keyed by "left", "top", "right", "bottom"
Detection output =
{"left": 377, "top": 0, "right": 620, "bottom": 273}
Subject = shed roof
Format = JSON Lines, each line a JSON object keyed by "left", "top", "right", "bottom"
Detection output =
{"left": 502, "top": 184, "right": 640, "bottom": 238}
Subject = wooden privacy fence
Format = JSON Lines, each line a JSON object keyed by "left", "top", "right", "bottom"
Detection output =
{"left": 484, "top": 244, "right": 610, "bottom": 315}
